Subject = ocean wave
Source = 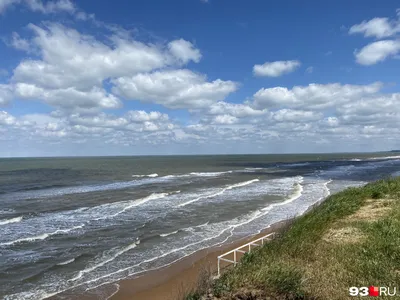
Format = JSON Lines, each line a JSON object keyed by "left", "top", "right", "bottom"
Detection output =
{"left": 262, "top": 179, "right": 304, "bottom": 212}
{"left": 5, "top": 168, "right": 262, "bottom": 201}
{"left": 4, "top": 177, "right": 171, "bottom": 200}
{"left": 177, "top": 179, "right": 259, "bottom": 207}
{"left": 159, "top": 230, "right": 178, "bottom": 237}
{"left": 0, "top": 216, "right": 23, "bottom": 226}
{"left": 57, "top": 258, "right": 76, "bottom": 266}
{"left": 182, "top": 221, "right": 210, "bottom": 232}
{"left": 96, "top": 193, "right": 169, "bottom": 220}
{"left": 189, "top": 171, "right": 233, "bottom": 177}
{"left": 282, "top": 162, "right": 311, "bottom": 167}
{"left": 368, "top": 155, "right": 400, "bottom": 160}
{"left": 70, "top": 239, "right": 140, "bottom": 282}
{"left": 0, "top": 225, "right": 84, "bottom": 247}
{"left": 131, "top": 173, "right": 158, "bottom": 178}
{"left": 2, "top": 177, "right": 317, "bottom": 300}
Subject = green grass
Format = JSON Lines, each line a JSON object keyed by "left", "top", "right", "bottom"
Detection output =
{"left": 187, "top": 176, "right": 400, "bottom": 299}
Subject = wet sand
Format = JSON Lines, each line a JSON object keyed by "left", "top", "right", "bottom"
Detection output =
{"left": 111, "top": 220, "right": 290, "bottom": 300}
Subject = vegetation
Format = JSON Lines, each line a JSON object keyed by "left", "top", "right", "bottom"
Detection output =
{"left": 186, "top": 176, "right": 400, "bottom": 299}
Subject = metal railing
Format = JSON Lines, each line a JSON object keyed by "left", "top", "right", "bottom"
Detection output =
{"left": 216, "top": 232, "right": 276, "bottom": 277}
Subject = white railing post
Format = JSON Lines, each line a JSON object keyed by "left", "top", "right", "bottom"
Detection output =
{"left": 216, "top": 232, "right": 275, "bottom": 276}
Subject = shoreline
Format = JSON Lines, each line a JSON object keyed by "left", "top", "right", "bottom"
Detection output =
{"left": 110, "top": 196, "right": 328, "bottom": 300}
{"left": 110, "top": 220, "right": 290, "bottom": 300}
{"left": 48, "top": 195, "right": 329, "bottom": 300}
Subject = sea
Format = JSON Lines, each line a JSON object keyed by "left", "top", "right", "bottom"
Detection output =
{"left": 1, "top": 153, "right": 400, "bottom": 299}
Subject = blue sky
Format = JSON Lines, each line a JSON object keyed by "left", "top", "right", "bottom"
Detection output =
{"left": 0, "top": 0, "right": 400, "bottom": 156}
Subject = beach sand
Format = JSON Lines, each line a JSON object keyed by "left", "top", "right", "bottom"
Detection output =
{"left": 111, "top": 220, "right": 290, "bottom": 300}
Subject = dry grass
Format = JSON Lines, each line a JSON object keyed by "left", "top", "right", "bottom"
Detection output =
{"left": 322, "top": 226, "right": 364, "bottom": 244}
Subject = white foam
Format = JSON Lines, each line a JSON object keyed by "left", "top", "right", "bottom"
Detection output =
{"left": 0, "top": 216, "right": 23, "bottom": 226}
{"left": 368, "top": 155, "right": 400, "bottom": 160}
{"left": 70, "top": 241, "right": 139, "bottom": 282}
{"left": 189, "top": 171, "right": 233, "bottom": 177}
{"left": 92, "top": 193, "right": 169, "bottom": 221}
{"left": 182, "top": 221, "right": 209, "bottom": 232}
{"left": 57, "top": 258, "right": 75, "bottom": 266}
{"left": 0, "top": 225, "right": 84, "bottom": 247}
{"left": 131, "top": 173, "right": 158, "bottom": 178}
{"left": 262, "top": 179, "right": 304, "bottom": 213}
{"left": 105, "top": 283, "right": 120, "bottom": 300}
{"left": 177, "top": 179, "right": 259, "bottom": 207}
{"left": 160, "top": 231, "right": 178, "bottom": 237}
{"left": 2, "top": 177, "right": 310, "bottom": 300}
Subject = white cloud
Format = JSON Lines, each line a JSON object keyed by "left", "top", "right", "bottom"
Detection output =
{"left": 354, "top": 40, "right": 400, "bottom": 65}
{"left": 305, "top": 66, "right": 314, "bottom": 74}
{"left": 10, "top": 32, "right": 31, "bottom": 51}
{"left": 253, "top": 60, "right": 301, "bottom": 77}
{"left": 253, "top": 82, "right": 382, "bottom": 110}
{"left": 0, "top": 111, "right": 16, "bottom": 125}
{"left": 272, "top": 109, "right": 323, "bottom": 122}
{"left": 14, "top": 83, "right": 121, "bottom": 112}
{"left": 349, "top": 17, "right": 400, "bottom": 39}
{"left": 168, "top": 39, "right": 202, "bottom": 64}
{"left": 207, "top": 102, "right": 266, "bottom": 118}
{"left": 112, "top": 69, "right": 238, "bottom": 109}
{"left": 25, "top": 0, "right": 75, "bottom": 14}
{"left": 7, "top": 23, "right": 215, "bottom": 112}
{"left": 0, "top": 0, "right": 75, "bottom": 14}
{"left": 0, "top": 84, "right": 13, "bottom": 106}
{"left": 12, "top": 23, "right": 187, "bottom": 90}
{"left": 212, "top": 114, "right": 238, "bottom": 125}
{"left": 126, "top": 110, "right": 169, "bottom": 123}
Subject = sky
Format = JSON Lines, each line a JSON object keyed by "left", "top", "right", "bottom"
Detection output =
{"left": 0, "top": 0, "right": 400, "bottom": 157}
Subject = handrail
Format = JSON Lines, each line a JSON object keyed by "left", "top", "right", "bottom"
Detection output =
{"left": 216, "top": 232, "right": 276, "bottom": 277}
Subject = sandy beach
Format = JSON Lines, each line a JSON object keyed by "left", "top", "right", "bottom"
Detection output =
{"left": 111, "top": 220, "right": 290, "bottom": 300}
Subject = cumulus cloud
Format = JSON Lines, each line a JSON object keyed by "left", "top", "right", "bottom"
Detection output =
{"left": 252, "top": 82, "right": 382, "bottom": 110}
{"left": 350, "top": 12, "right": 400, "bottom": 65}
{"left": 168, "top": 39, "right": 202, "bottom": 64}
{"left": 6, "top": 22, "right": 216, "bottom": 112}
{"left": 253, "top": 60, "right": 301, "bottom": 77}
{"left": 349, "top": 17, "right": 400, "bottom": 39}
{"left": 212, "top": 114, "right": 238, "bottom": 125}
{"left": 207, "top": 102, "right": 266, "bottom": 118}
{"left": 14, "top": 83, "right": 121, "bottom": 112}
{"left": 12, "top": 23, "right": 192, "bottom": 89}
{"left": 272, "top": 109, "right": 323, "bottom": 123}
{"left": 354, "top": 40, "right": 400, "bottom": 65}
{"left": 2, "top": 7, "right": 400, "bottom": 155}
{"left": 112, "top": 69, "right": 238, "bottom": 109}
